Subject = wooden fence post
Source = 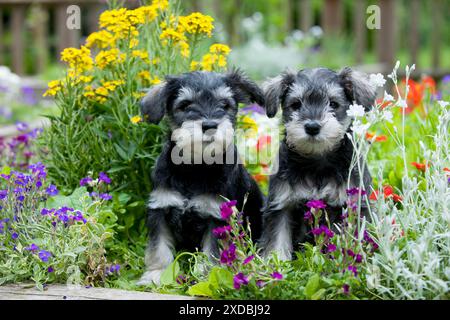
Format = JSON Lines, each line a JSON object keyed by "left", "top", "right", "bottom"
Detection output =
{"left": 431, "top": 0, "right": 442, "bottom": 71}
{"left": 376, "top": 0, "right": 396, "bottom": 69}
{"left": 298, "top": 0, "right": 312, "bottom": 32}
{"left": 11, "top": 4, "right": 26, "bottom": 75}
{"left": 31, "top": 3, "right": 49, "bottom": 74}
{"left": 409, "top": 0, "right": 419, "bottom": 65}
{"left": 322, "top": 0, "right": 343, "bottom": 34}
{"left": 354, "top": 0, "right": 367, "bottom": 64}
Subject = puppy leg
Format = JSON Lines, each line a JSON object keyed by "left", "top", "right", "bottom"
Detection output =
{"left": 261, "top": 209, "right": 293, "bottom": 261}
{"left": 137, "top": 208, "right": 175, "bottom": 286}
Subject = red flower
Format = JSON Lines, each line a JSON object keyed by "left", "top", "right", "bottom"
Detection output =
{"left": 370, "top": 185, "right": 402, "bottom": 203}
{"left": 366, "top": 132, "right": 387, "bottom": 142}
{"left": 411, "top": 161, "right": 430, "bottom": 172}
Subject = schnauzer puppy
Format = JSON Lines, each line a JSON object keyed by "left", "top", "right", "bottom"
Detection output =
{"left": 138, "top": 70, "right": 265, "bottom": 285}
{"left": 260, "top": 67, "right": 376, "bottom": 260}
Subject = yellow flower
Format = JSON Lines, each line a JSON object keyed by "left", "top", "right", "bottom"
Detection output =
{"left": 60, "top": 46, "right": 93, "bottom": 72}
{"left": 190, "top": 61, "right": 200, "bottom": 71}
{"left": 130, "top": 115, "right": 142, "bottom": 124}
{"left": 134, "top": 5, "right": 158, "bottom": 22}
{"left": 152, "top": 0, "right": 169, "bottom": 11}
{"left": 133, "top": 92, "right": 146, "bottom": 99}
{"left": 95, "top": 48, "right": 124, "bottom": 69}
{"left": 178, "top": 13, "right": 214, "bottom": 37}
{"left": 179, "top": 41, "right": 190, "bottom": 58}
{"left": 99, "top": 8, "right": 140, "bottom": 38}
{"left": 138, "top": 70, "right": 151, "bottom": 82}
{"left": 150, "top": 77, "right": 162, "bottom": 85}
{"left": 85, "top": 30, "right": 116, "bottom": 49}
{"left": 102, "top": 80, "right": 124, "bottom": 91}
{"left": 132, "top": 50, "right": 149, "bottom": 62}
{"left": 217, "top": 55, "right": 227, "bottom": 68}
{"left": 209, "top": 44, "right": 231, "bottom": 56}
{"left": 160, "top": 28, "right": 187, "bottom": 43}
{"left": 43, "top": 80, "right": 62, "bottom": 97}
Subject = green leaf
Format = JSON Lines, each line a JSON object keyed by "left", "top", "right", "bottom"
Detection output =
{"left": 160, "top": 261, "right": 180, "bottom": 286}
{"left": 1, "top": 166, "right": 11, "bottom": 176}
{"left": 46, "top": 187, "right": 89, "bottom": 210}
{"left": 311, "top": 288, "right": 326, "bottom": 300}
{"left": 304, "top": 274, "right": 321, "bottom": 299}
{"left": 208, "top": 267, "right": 234, "bottom": 290}
{"left": 114, "top": 143, "right": 129, "bottom": 161}
{"left": 187, "top": 282, "right": 213, "bottom": 297}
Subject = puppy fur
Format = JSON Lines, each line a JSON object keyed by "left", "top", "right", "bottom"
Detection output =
{"left": 260, "top": 67, "right": 376, "bottom": 261}
{"left": 138, "top": 70, "right": 265, "bottom": 285}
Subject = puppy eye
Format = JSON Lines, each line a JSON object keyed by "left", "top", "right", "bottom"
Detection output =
{"left": 290, "top": 101, "right": 302, "bottom": 109}
{"left": 178, "top": 100, "right": 192, "bottom": 111}
{"left": 329, "top": 101, "right": 339, "bottom": 109}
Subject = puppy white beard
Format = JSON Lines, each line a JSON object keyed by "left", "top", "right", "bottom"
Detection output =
{"left": 171, "top": 119, "right": 234, "bottom": 164}
{"left": 285, "top": 113, "right": 345, "bottom": 156}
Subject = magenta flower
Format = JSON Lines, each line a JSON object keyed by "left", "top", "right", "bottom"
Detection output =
{"left": 243, "top": 255, "right": 254, "bottom": 265}
{"left": 347, "top": 265, "right": 358, "bottom": 276}
{"left": 220, "top": 200, "right": 237, "bottom": 220}
{"left": 256, "top": 280, "right": 265, "bottom": 288}
{"left": 304, "top": 210, "right": 313, "bottom": 223}
{"left": 355, "top": 254, "right": 363, "bottom": 263}
{"left": 346, "top": 188, "right": 366, "bottom": 196}
{"left": 233, "top": 272, "right": 249, "bottom": 289}
{"left": 271, "top": 272, "right": 283, "bottom": 280}
{"left": 212, "top": 225, "right": 232, "bottom": 239}
{"left": 220, "top": 243, "right": 237, "bottom": 266}
{"left": 326, "top": 243, "right": 337, "bottom": 253}
{"left": 343, "top": 284, "right": 350, "bottom": 295}
{"left": 311, "top": 225, "right": 334, "bottom": 238}
{"left": 306, "top": 199, "right": 327, "bottom": 209}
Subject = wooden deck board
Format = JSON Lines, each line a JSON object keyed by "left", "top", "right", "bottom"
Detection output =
{"left": 0, "top": 283, "right": 195, "bottom": 300}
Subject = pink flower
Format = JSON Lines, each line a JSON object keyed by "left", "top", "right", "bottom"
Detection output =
{"left": 243, "top": 255, "right": 254, "bottom": 265}
{"left": 220, "top": 200, "right": 237, "bottom": 220}
{"left": 212, "top": 225, "right": 231, "bottom": 239}
{"left": 271, "top": 272, "right": 283, "bottom": 280}
{"left": 233, "top": 272, "right": 249, "bottom": 289}
{"left": 306, "top": 199, "right": 327, "bottom": 209}
{"left": 220, "top": 243, "right": 237, "bottom": 266}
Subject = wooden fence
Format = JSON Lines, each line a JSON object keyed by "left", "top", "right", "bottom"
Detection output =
{"left": 0, "top": 0, "right": 447, "bottom": 76}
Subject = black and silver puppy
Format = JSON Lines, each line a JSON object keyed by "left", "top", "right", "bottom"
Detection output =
{"left": 260, "top": 67, "right": 376, "bottom": 260}
{"left": 138, "top": 70, "right": 265, "bottom": 285}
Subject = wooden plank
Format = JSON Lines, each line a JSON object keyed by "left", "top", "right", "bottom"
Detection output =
{"left": 376, "top": 0, "right": 396, "bottom": 67}
{"left": 321, "top": 0, "right": 343, "bottom": 34}
{"left": 354, "top": 0, "right": 366, "bottom": 64}
{"left": 431, "top": 0, "right": 442, "bottom": 71}
{"left": 298, "top": 0, "right": 312, "bottom": 32}
{"left": 0, "top": 283, "right": 196, "bottom": 300}
{"left": 10, "top": 4, "right": 26, "bottom": 75}
{"left": 409, "top": 0, "right": 419, "bottom": 65}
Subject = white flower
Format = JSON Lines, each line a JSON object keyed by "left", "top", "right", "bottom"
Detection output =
{"left": 397, "top": 99, "right": 408, "bottom": 108}
{"left": 347, "top": 103, "right": 365, "bottom": 118}
{"left": 383, "top": 110, "right": 394, "bottom": 123}
{"left": 437, "top": 100, "right": 449, "bottom": 108}
{"left": 383, "top": 91, "right": 394, "bottom": 102}
{"left": 369, "top": 73, "right": 386, "bottom": 88}
{"left": 352, "top": 122, "right": 371, "bottom": 135}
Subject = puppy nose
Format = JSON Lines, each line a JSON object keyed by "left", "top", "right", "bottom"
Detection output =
{"left": 202, "top": 121, "right": 218, "bottom": 132}
{"left": 304, "top": 122, "right": 321, "bottom": 136}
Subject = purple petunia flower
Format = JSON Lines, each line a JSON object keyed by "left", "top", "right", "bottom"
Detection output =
{"left": 347, "top": 265, "right": 358, "bottom": 276}
{"left": 47, "top": 266, "right": 54, "bottom": 273}
{"left": 271, "top": 272, "right": 283, "bottom": 280}
{"left": 98, "top": 172, "right": 111, "bottom": 184}
{"left": 16, "top": 121, "right": 29, "bottom": 132}
{"left": 11, "top": 232, "right": 18, "bottom": 240}
{"left": 0, "top": 190, "right": 7, "bottom": 200}
{"left": 220, "top": 200, "right": 237, "bottom": 220}
{"left": 243, "top": 255, "right": 254, "bottom": 265}
{"left": 45, "top": 184, "right": 58, "bottom": 196}
{"left": 99, "top": 193, "right": 112, "bottom": 201}
{"left": 256, "top": 280, "right": 265, "bottom": 288}
{"left": 212, "top": 225, "right": 232, "bottom": 239}
{"left": 220, "top": 243, "right": 237, "bottom": 266}
{"left": 28, "top": 162, "right": 46, "bottom": 180}
{"left": 38, "top": 250, "right": 52, "bottom": 263}
{"left": 306, "top": 199, "right": 327, "bottom": 210}
{"left": 346, "top": 187, "right": 367, "bottom": 196}
{"left": 25, "top": 243, "right": 39, "bottom": 252}
{"left": 343, "top": 284, "right": 350, "bottom": 295}
{"left": 79, "top": 176, "right": 93, "bottom": 186}
{"left": 355, "top": 254, "right": 363, "bottom": 263}
{"left": 233, "top": 272, "right": 249, "bottom": 289}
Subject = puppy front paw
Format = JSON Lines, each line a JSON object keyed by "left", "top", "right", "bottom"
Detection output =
{"left": 136, "top": 269, "right": 165, "bottom": 286}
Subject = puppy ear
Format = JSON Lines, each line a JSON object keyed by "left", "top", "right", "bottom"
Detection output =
{"left": 262, "top": 70, "right": 296, "bottom": 118}
{"left": 338, "top": 67, "right": 376, "bottom": 111}
{"left": 224, "top": 69, "right": 265, "bottom": 106}
{"left": 140, "top": 82, "right": 167, "bottom": 124}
